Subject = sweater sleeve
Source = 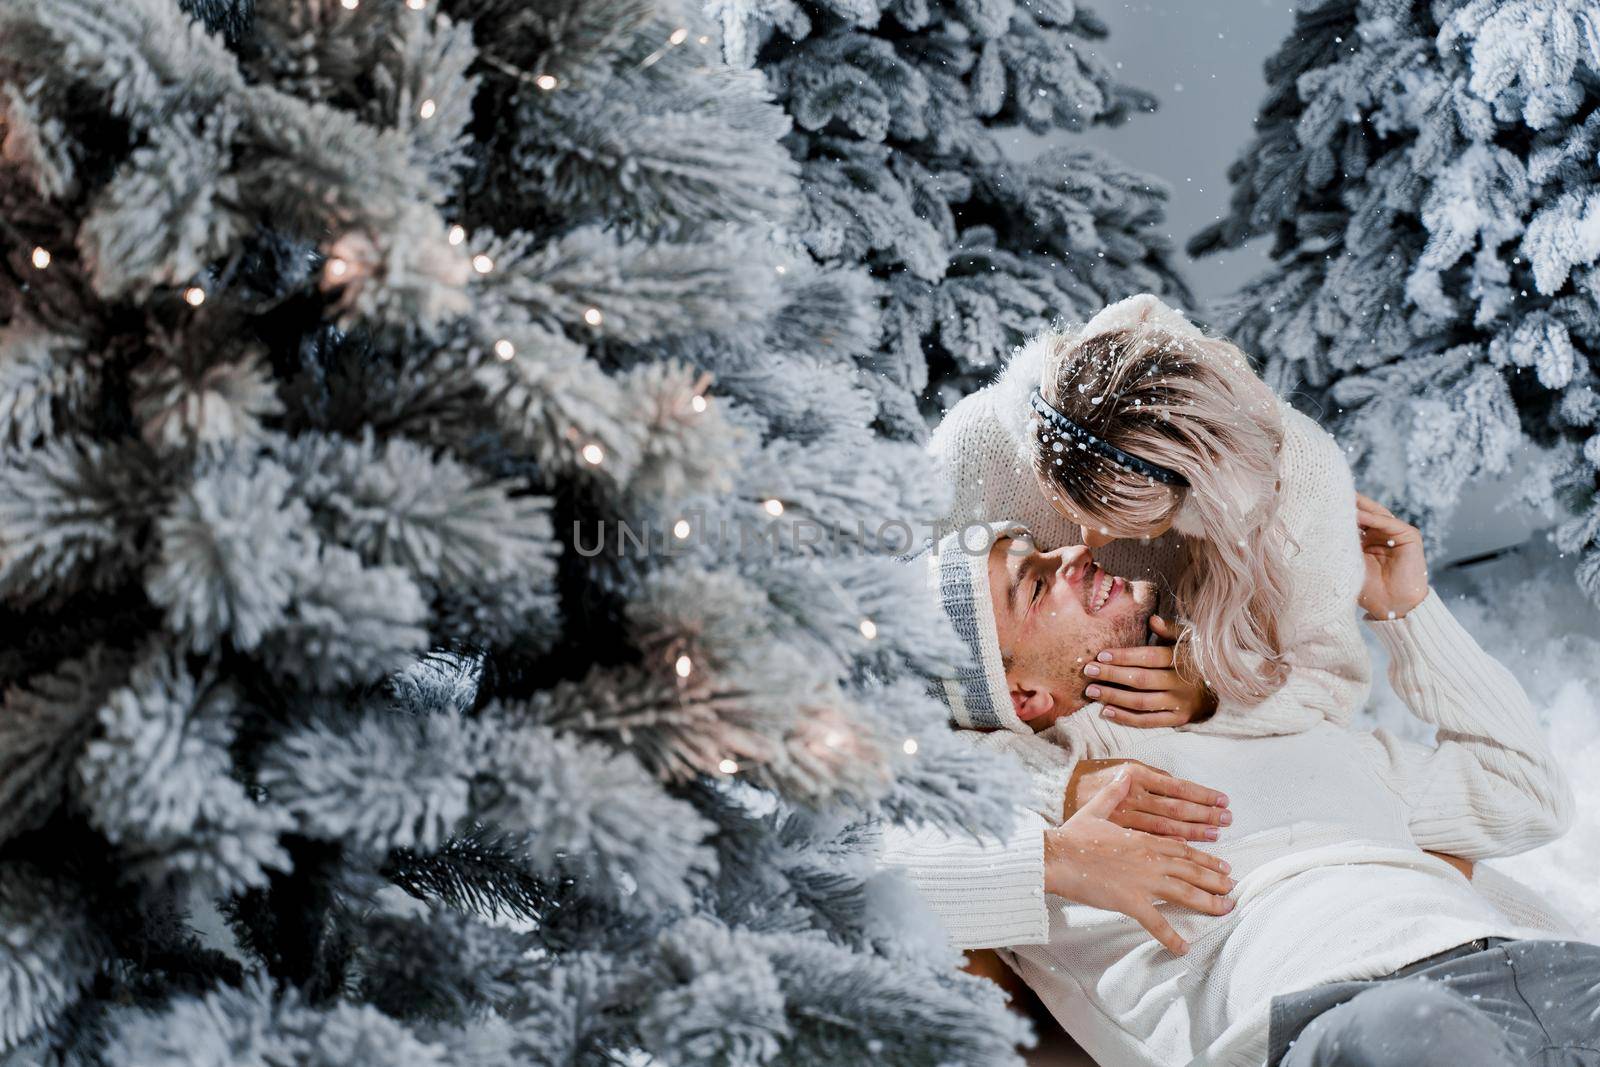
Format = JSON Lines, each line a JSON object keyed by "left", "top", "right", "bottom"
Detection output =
{"left": 957, "top": 726, "right": 1079, "bottom": 823}
{"left": 1198, "top": 410, "right": 1371, "bottom": 737}
{"left": 874, "top": 728, "right": 1083, "bottom": 950}
{"left": 1356, "top": 590, "right": 1575, "bottom": 859}
{"left": 877, "top": 810, "right": 1051, "bottom": 950}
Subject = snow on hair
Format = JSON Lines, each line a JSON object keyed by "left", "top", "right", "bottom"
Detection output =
{"left": 1031, "top": 321, "right": 1294, "bottom": 707}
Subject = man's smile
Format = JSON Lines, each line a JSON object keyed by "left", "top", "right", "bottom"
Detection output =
{"left": 1074, "top": 560, "right": 1126, "bottom": 615}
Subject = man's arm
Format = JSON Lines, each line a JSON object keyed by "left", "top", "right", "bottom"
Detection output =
{"left": 1359, "top": 588, "right": 1575, "bottom": 857}
{"left": 959, "top": 724, "right": 1232, "bottom": 836}
{"left": 879, "top": 809, "right": 1052, "bottom": 951}
{"left": 880, "top": 766, "right": 1235, "bottom": 956}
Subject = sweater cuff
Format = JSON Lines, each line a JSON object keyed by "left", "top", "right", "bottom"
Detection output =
{"left": 878, "top": 816, "right": 1049, "bottom": 950}
{"left": 1026, "top": 759, "right": 1073, "bottom": 823}
{"left": 1365, "top": 589, "right": 1461, "bottom": 663}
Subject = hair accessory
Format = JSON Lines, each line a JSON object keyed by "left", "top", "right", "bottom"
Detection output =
{"left": 1029, "top": 387, "right": 1190, "bottom": 488}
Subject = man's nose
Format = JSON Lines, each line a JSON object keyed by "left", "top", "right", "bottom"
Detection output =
{"left": 1050, "top": 544, "right": 1094, "bottom": 571}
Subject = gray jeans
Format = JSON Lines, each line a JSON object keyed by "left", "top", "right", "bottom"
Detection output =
{"left": 1268, "top": 937, "right": 1600, "bottom": 1066}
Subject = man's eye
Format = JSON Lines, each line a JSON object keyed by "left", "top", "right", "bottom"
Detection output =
{"left": 1029, "top": 578, "right": 1044, "bottom": 605}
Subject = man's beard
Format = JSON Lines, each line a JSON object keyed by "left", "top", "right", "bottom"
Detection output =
{"left": 1112, "top": 605, "right": 1157, "bottom": 651}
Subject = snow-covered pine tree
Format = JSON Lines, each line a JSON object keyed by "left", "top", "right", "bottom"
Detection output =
{"left": 720, "top": 0, "right": 1194, "bottom": 432}
{"left": 1190, "top": 0, "right": 1600, "bottom": 603}
{"left": 0, "top": 1, "right": 1034, "bottom": 1062}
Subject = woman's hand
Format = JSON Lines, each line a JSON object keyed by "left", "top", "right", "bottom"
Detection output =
{"left": 1044, "top": 769, "right": 1235, "bottom": 955}
{"left": 1087, "top": 615, "right": 1216, "bottom": 727}
{"left": 1064, "top": 758, "right": 1231, "bottom": 842}
{"left": 1354, "top": 492, "right": 1430, "bottom": 620}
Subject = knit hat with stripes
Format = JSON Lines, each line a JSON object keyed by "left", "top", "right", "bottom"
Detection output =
{"left": 921, "top": 520, "right": 1034, "bottom": 735}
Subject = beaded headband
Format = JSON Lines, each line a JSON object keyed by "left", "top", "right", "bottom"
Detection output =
{"left": 1029, "top": 387, "right": 1191, "bottom": 488}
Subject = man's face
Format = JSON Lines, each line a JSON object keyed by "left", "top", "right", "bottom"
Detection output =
{"left": 988, "top": 537, "right": 1158, "bottom": 732}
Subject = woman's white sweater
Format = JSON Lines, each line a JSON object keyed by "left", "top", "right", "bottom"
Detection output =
{"left": 881, "top": 592, "right": 1577, "bottom": 1067}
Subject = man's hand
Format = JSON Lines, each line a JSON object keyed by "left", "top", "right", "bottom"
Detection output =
{"left": 1088, "top": 615, "right": 1216, "bottom": 727}
{"left": 1044, "top": 769, "right": 1235, "bottom": 956}
{"left": 1065, "top": 758, "right": 1231, "bottom": 842}
{"left": 1355, "top": 492, "right": 1430, "bottom": 620}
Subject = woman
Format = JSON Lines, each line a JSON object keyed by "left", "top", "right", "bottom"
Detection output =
{"left": 930, "top": 292, "right": 1368, "bottom": 735}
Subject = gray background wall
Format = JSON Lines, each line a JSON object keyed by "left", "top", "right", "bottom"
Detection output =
{"left": 1005, "top": 0, "right": 1296, "bottom": 304}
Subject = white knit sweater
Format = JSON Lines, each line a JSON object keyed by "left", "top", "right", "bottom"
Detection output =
{"left": 881, "top": 592, "right": 1577, "bottom": 1067}
{"left": 927, "top": 327, "right": 1372, "bottom": 738}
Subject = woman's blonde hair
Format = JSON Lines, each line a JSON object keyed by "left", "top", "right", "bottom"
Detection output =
{"left": 1031, "top": 320, "right": 1293, "bottom": 707}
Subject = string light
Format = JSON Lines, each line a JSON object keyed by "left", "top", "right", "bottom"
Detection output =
{"left": 580, "top": 443, "right": 605, "bottom": 465}
{"left": 668, "top": 27, "right": 689, "bottom": 44}
{"left": 493, "top": 339, "right": 515, "bottom": 360}
{"left": 419, "top": 98, "right": 436, "bottom": 119}
{"left": 327, "top": 257, "right": 349, "bottom": 278}
{"left": 183, "top": 287, "right": 206, "bottom": 307}
{"left": 672, "top": 519, "right": 691, "bottom": 539}
{"left": 858, "top": 618, "right": 878, "bottom": 640}
{"left": 448, "top": 225, "right": 465, "bottom": 246}
{"left": 763, "top": 498, "right": 784, "bottom": 517}
{"left": 406, "top": 0, "right": 425, "bottom": 8}
{"left": 582, "top": 307, "right": 603, "bottom": 326}
{"left": 674, "top": 654, "right": 692, "bottom": 678}
{"left": 902, "top": 738, "right": 919, "bottom": 755}
{"left": 698, "top": 35, "right": 711, "bottom": 44}
{"left": 718, "top": 758, "right": 738, "bottom": 774}
{"left": 339, "top": 0, "right": 357, "bottom": 8}
{"left": 774, "top": 264, "right": 786, "bottom": 274}
{"left": 535, "top": 74, "right": 558, "bottom": 91}
{"left": 690, "top": 395, "right": 708, "bottom": 413}
{"left": 30, "top": 247, "right": 49, "bottom": 269}
{"left": 471, "top": 254, "right": 494, "bottom": 274}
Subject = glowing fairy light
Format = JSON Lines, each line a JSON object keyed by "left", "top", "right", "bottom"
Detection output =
{"left": 763, "top": 498, "right": 784, "bottom": 517}
{"left": 472, "top": 254, "right": 494, "bottom": 274}
{"left": 327, "top": 257, "right": 349, "bottom": 278}
{"left": 30, "top": 247, "right": 50, "bottom": 269}
{"left": 580, "top": 443, "right": 604, "bottom": 465}
{"left": 718, "top": 758, "right": 738, "bottom": 774}
{"left": 183, "top": 287, "right": 206, "bottom": 306}
{"left": 535, "top": 74, "right": 558, "bottom": 91}
{"left": 448, "top": 225, "right": 465, "bottom": 246}
{"left": 493, "top": 339, "right": 515, "bottom": 360}
{"left": 858, "top": 618, "right": 878, "bottom": 640}
{"left": 690, "top": 395, "right": 708, "bottom": 413}
{"left": 902, "top": 738, "right": 919, "bottom": 755}
{"left": 582, "top": 307, "right": 603, "bottom": 326}
{"left": 672, "top": 519, "right": 691, "bottom": 539}
{"left": 419, "top": 98, "right": 436, "bottom": 119}
{"left": 674, "top": 654, "right": 693, "bottom": 678}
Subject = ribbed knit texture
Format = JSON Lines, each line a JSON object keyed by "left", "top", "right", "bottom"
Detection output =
{"left": 877, "top": 815, "right": 1049, "bottom": 949}
{"left": 1359, "top": 591, "right": 1577, "bottom": 854}
{"left": 923, "top": 521, "right": 1032, "bottom": 732}
{"left": 889, "top": 590, "right": 1575, "bottom": 1067}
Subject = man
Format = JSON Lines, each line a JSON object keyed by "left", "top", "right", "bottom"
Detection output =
{"left": 882, "top": 511, "right": 1595, "bottom": 1066}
